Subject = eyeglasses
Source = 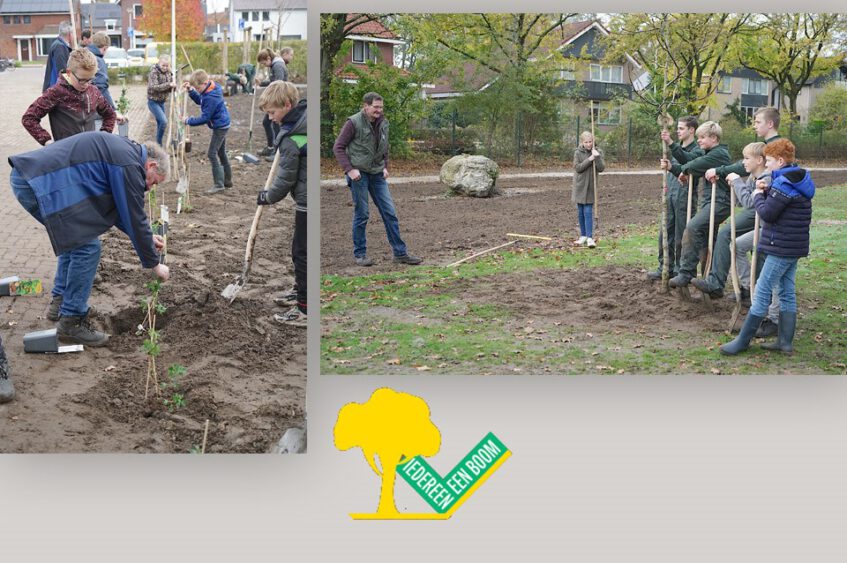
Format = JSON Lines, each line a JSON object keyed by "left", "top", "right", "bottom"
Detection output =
{"left": 71, "top": 70, "right": 94, "bottom": 85}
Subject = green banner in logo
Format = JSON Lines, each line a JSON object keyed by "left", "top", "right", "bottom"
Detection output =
{"left": 397, "top": 432, "right": 508, "bottom": 514}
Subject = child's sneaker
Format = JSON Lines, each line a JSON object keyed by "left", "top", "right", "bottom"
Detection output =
{"left": 205, "top": 185, "right": 226, "bottom": 194}
{"left": 573, "top": 236, "right": 587, "bottom": 246}
{"left": 273, "top": 307, "right": 307, "bottom": 328}
{"left": 273, "top": 288, "right": 298, "bottom": 307}
{"left": 586, "top": 237, "right": 597, "bottom": 248}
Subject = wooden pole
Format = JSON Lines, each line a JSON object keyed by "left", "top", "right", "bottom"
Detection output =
{"left": 67, "top": 0, "right": 78, "bottom": 49}
{"left": 686, "top": 175, "right": 693, "bottom": 223}
{"left": 201, "top": 419, "right": 210, "bottom": 453}
{"left": 728, "top": 189, "right": 741, "bottom": 302}
{"left": 589, "top": 100, "right": 599, "bottom": 236}
{"left": 751, "top": 213, "right": 760, "bottom": 297}
{"left": 222, "top": 25, "right": 228, "bottom": 76}
{"left": 446, "top": 241, "right": 517, "bottom": 268}
{"left": 660, "top": 123, "right": 669, "bottom": 293}
{"left": 704, "top": 179, "right": 717, "bottom": 278}
{"left": 506, "top": 233, "right": 553, "bottom": 241}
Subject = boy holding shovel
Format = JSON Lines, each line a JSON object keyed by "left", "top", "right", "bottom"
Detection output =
{"left": 660, "top": 121, "right": 732, "bottom": 289}
{"left": 256, "top": 81, "right": 307, "bottom": 327}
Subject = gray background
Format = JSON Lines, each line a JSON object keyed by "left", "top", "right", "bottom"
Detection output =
{"left": 3, "top": 1, "right": 847, "bottom": 560}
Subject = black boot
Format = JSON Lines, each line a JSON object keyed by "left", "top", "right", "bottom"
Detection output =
{"left": 761, "top": 311, "right": 797, "bottom": 354}
{"left": 720, "top": 313, "right": 764, "bottom": 356}
{"left": 0, "top": 342, "right": 14, "bottom": 404}
{"left": 755, "top": 318, "right": 778, "bottom": 338}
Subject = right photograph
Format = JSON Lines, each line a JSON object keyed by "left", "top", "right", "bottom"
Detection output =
{"left": 320, "top": 13, "right": 847, "bottom": 375}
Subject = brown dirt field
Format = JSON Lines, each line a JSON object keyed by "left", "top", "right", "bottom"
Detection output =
{"left": 2, "top": 93, "right": 305, "bottom": 453}
{"left": 320, "top": 171, "right": 845, "bottom": 276}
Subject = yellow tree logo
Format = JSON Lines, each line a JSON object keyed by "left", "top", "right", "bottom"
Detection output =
{"left": 334, "top": 388, "right": 510, "bottom": 520}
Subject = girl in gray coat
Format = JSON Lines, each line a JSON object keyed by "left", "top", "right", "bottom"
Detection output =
{"left": 572, "top": 131, "right": 605, "bottom": 247}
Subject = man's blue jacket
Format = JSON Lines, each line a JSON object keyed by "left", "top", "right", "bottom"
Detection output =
{"left": 8, "top": 131, "right": 159, "bottom": 267}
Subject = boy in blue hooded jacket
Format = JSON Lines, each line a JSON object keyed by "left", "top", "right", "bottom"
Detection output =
{"left": 183, "top": 69, "right": 232, "bottom": 194}
{"left": 721, "top": 138, "right": 815, "bottom": 356}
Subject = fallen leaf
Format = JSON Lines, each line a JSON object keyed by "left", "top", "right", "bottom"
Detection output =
{"left": 415, "top": 365, "right": 431, "bottom": 371}
{"left": 104, "top": 365, "right": 117, "bottom": 372}
{"left": 710, "top": 368, "right": 721, "bottom": 375}
{"left": 386, "top": 358, "right": 401, "bottom": 365}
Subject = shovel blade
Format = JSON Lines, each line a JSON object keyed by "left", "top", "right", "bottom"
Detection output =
{"left": 221, "top": 278, "right": 245, "bottom": 303}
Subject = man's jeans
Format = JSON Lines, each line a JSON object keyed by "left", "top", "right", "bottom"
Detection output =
{"left": 750, "top": 254, "right": 799, "bottom": 318}
{"left": 577, "top": 203, "right": 593, "bottom": 238}
{"left": 736, "top": 230, "right": 779, "bottom": 322}
{"left": 347, "top": 171, "right": 407, "bottom": 258}
{"left": 208, "top": 128, "right": 232, "bottom": 188}
{"left": 148, "top": 99, "right": 167, "bottom": 146}
{"left": 10, "top": 168, "right": 100, "bottom": 317}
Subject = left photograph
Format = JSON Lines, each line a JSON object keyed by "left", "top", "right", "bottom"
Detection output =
{"left": 0, "top": 0, "right": 307, "bottom": 453}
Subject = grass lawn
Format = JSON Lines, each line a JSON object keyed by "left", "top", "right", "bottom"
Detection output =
{"left": 321, "top": 185, "right": 847, "bottom": 375}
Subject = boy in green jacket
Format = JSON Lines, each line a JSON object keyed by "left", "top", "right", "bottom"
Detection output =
{"left": 660, "top": 121, "right": 732, "bottom": 288}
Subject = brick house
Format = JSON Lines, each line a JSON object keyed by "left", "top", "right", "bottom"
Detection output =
{"left": 0, "top": 0, "right": 79, "bottom": 62}
{"left": 336, "top": 15, "right": 404, "bottom": 82}
{"left": 80, "top": 2, "right": 123, "bottom": 48}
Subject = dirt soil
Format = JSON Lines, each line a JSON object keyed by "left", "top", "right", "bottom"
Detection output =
{"left": 2, "top": 92, "right": 305, "bottom": 453}
{"left": 321, "top": 171, "right": 845, "bottom": 276}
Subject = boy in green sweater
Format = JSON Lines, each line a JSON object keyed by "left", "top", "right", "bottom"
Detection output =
{"left": 660, "top": 121, "right": 732, "bottom": 288}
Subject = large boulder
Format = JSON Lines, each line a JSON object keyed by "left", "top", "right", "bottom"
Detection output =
{"left": 440, "top": 154, "right": 500, "bottom": 197}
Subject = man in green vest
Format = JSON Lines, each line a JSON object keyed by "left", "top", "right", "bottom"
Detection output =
{"left": 333, "top": 92, "right": 422, "bottom": 267}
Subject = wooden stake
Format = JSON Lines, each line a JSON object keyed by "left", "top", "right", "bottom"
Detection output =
{"left": 686, "top": 174, "right": 693, "bottom": 223}
{"left": 704, "top": 179, "right": 717, "bottom": 278}
{"left": 751, "top": 213, "right": 760, "bottom": 297}
{"left": 728, "top": 187, "right": 743, "bottom": 331}
{"left": 201, "top": 419, "right": 210, "bottom": 453}
{"left": 180, "top": 43, "right": 195, "bottom": 73}
{"left": 446, "top": 241, "right": 517, "bottom": 268}
{"left": 589, "top": 100, "right": 599, "bottom": 235}
{"left": 506, "top": 233, "right": 552, "bottom": 241}
{"left": 659, "top": 124, "right": 669, "bottom": 294}
{"left": 67, "top": 0, "right": 78, "bottom": 49}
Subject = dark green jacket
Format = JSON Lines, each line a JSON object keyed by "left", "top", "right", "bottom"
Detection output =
{"left": 668, "top": 139, "right": 704, "bottom": 193}
{"left": 715, "top": 134, "right": 782, "bottom": 178}
{"left": 670, "top": 144, "right": 732, "bottom": 205}
{"left": 345, "top": 111, "right": 388, "bottom": 175}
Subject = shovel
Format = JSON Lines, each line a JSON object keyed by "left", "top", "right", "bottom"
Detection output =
{"left": 221, "top": 149, "right": 281, "bottom": 303}
{"left": 182, "top": 89, "right": 192, "bottom": 153}
{"left": 697, "top": 179, "right": 718, "bottom": 311}
{"left": 727, "top": 187, "right": 743, "bottom": 331}
{"left": 243, "top": 84, "right": 260, "bottom": 162}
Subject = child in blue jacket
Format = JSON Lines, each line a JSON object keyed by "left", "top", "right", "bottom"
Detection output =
{"left": 183, "top": 69, "right": 232, "bottom": 194}
{"left": 720, "top": 139, "right": 815, "bottom": 356}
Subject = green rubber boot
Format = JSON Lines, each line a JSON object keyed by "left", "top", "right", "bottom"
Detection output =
{"left": 761, "top": 311, "right": 797, "bottom": 355}
{"left": 720, "top": 313, "right": 764, "bottom": 356}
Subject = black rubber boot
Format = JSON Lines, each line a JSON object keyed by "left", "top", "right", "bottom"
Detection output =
{"left": 57, "top": 313, "right": 110, "bottom": 347}
{"left": 720, "top": 313, "right": 764, "bottom": 356}
{"left": 762, "top": 311, "right": 797, "bottom": 354}
{"left": 0, "top": 341, "right": 14, "bottom": 404}
{"left": 755, "top": 318, "right": 778, "bottom": 338}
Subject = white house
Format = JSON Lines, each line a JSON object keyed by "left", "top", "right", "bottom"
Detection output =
{"left": 225, "top": 0, "right": 306, "bottom": 42}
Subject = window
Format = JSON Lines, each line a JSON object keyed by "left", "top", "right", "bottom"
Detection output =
{"left": 559, "top": 62, "right": 575, "bottom": 81}
{"left": 13, "top": 15, "right": 21, "bottom": 24}
{"left": 37, "top": 37, "right": 53, "bottom": 56}
{"left": 2, "top": 16, "right": 9, "bottom": 24}
{"left": 743, "top": 78, "right": 765, "bottom": 95}
{"left": 105, "top": 19, "right": 116, "bottom": 31}
{"left": 133, "top": 4, "right": 143, "bottom": 18}
{"left": 740, "top": 106, "right": 759, "bottom": 124}
{"left": 241, "top": 11, "right": 248, "bottom": 21}
{"left": 252, "top": 11, "right": 259, "bottom": 21}
{"left": 592, "top": 102, "right": 621, "bottom": 125}
{"left": 590, "top": 64, "right": 623, "bottom": 84}
{"left": 23, "top": 15, "right": 31, "bottom": 24}
{"left": 352, "top": 40, "right": 378, "bottom": 64}
{"left": 717, "top": 76, "right": 732, "bottom": 93}
{"left": 262, "top": 11, "right": 270, "bottom": 21}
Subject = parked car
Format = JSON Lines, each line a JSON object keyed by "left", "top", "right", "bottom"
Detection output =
{"left": 143, "top": 42, "right": 170, "bottom": 65}
{"left": 104, "top": 47, "right": 129, "bottom": 69}
{"left": 127, "top": 49, "right": 145, "bottom": 66}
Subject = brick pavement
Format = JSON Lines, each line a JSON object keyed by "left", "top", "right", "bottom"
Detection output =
{"left": 0, "top": 66, "right": 153, "bottom": 351}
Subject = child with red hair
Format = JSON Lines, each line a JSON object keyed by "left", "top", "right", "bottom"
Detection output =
{"left": 720, "top": 139, "right": 815, "bottom": 356}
